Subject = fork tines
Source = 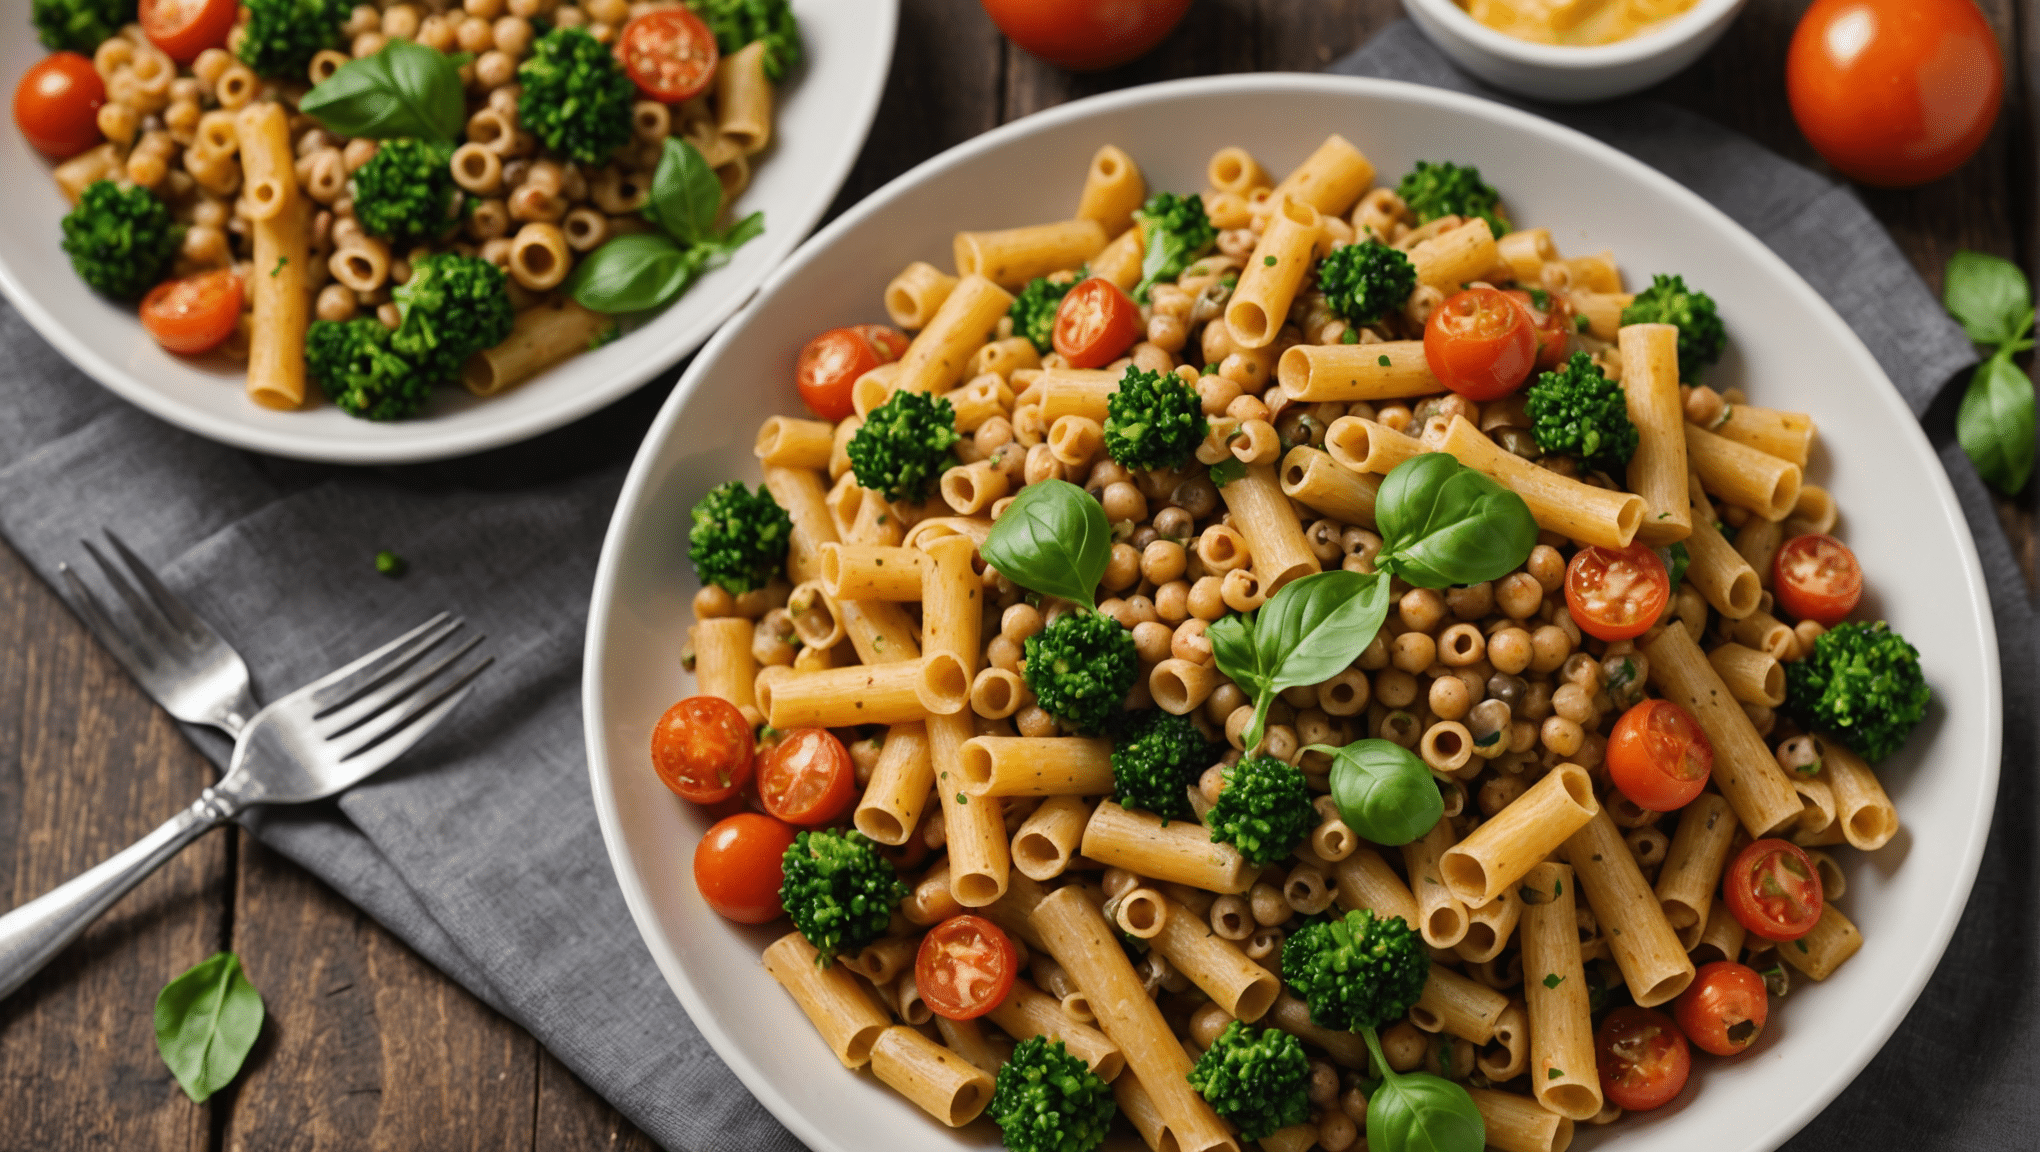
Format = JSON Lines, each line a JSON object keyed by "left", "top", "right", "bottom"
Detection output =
{"left": 302, "top": 614, "right": 493, "bottom": 762}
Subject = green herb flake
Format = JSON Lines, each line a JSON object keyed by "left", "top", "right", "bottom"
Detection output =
{"left": 956, "top": 792, "right": 969, "bottom": 805}
{"left": 1548, "top": 1067, "right": 1564, "bottom": 1079}
{"left": 1263, "top": 255, "right": 1278, "bottom": 267}
{"left": 374, "top": 549, "right": 406, "bottom": 577}
{"left": 1378, "top": 354, "right": 1392, "bottom": 367}
{"left": 1342, "top": 328, "right": 1360, "bottom": 344}
{"left": 1543, "top": 973, "right": 1563, "bottom": 989}
{"left": 270, "top": 256, "right": 288, "bottom": 277}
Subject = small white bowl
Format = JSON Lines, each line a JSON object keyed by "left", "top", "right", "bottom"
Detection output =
{"left": 1402, "top": 0, "right": 1749, "bottom": 102}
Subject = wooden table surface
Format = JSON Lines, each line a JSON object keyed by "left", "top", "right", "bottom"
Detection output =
{"left": 3, "top": 1, "right": 2034, "bottom": 1148}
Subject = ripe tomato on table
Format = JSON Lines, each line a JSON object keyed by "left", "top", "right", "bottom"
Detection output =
{"left": 757, "top": 726, "right": 856, "bottom": 825}
{"left": 694, "top": 812, "right": 797, "bottom": 923}
{"left": 1053, "top": 278, "right": 1141, "bottom": 369}
{"left": 13, "top": 53, "right": 104, "bottom": 159}
{"left": 1595, "top": 1007, "right": 1691, "bottom": 1111}
{"left": 1676, "top": 961, "right": 1770, "bottom": 1056}
{"left": 1564, "top": 542, "right": 1670, "bottom": 642}
{"left": 1424, "top": 286, "right": 1537, "bottom": 401}
{"left": 650, "top": 695, "right": 755, "bottom": 804}
{"left": 1725, "top": 838, "right": 1824, "bottom": 941}
{"left": 915, "top": 914, "right": 1018, "bottom": 1019}
{"left": 141, "top": 270, "right": 243, "bottom": 354}
{"left": 1605, "top": 699, "right": 1713, "bottom": 811}
{"left": 140, "top": 0, "right": 239, "bottom": 62}
{"left": 615, "top": 8, "right": 719, "bottom": 103}
{"left": 1773, "top": 533, "right": 1862, "bottom": 625}
{"left": 978, "top": 0, "right": 1192, "bottom": 71}
{"left": 795, "top": 324, "right": 908, "bottom": 421}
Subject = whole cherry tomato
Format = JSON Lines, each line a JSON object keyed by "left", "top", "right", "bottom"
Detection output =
{"left": 1053, "top": 278, "right": 1142, "bottom": 368}
{"left": 978, "top": 0, "right": 1192, "bottom": 71}
{"left": 1605, "top": 699, "right": 1713, "bottom": 812}
{"left": 915, "top": 914, "right": 1019, "bottom": 1019}
{"left": 1773, "top": 533, "right": 1863, "bottom": 625}
{"left": 1505, "top": 287, "right": 1576, "bottom": 370}
{"left": 615, "top": 8, "right": 719, "bottom": 103}
{"left": 693, "top": 812, "right": 797, "bottom": 923}
{"left": 1725, "top": 839, "right": 1824, "bottom": 942}
{"left": 1424, "top": 286, "right": 1538, "bottom": 401}
{"left": 795, "top": 324, "right": 908, "bottom": 422}
{"left": 13, "top": 53, "right": 104, "bottom": 159}
{"left": 650, "top": 695, "right": 755, "bottom": 804}
{"left": 141, "top": 270, "right": 243, "bottom": 354}
{"left": 1564, "top": 542, "right": 1670, "bottom": 642}
{"left": 1787, "top": 0, "right": 2003, "bottom": 187}
{"left": 140, "top": 0, "right": 239, "bottom": 62}
{"left": 757, "top": 726, "right": 855, "bottom": 825}
{"left": 1595, "top": 1006, "right": 1691, "bottom": 1112}
{"left": 1676, "top": 961, "right": 1770, "bottom": 1056}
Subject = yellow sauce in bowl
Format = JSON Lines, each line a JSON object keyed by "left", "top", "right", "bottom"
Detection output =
{"left": 1456, "top": 0, "right": 1700, "bottom": 46}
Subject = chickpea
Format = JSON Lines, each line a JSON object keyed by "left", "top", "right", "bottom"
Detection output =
{"left": 1488, "top": 627, "right": 1533, "bottom": 675}
{"left": 1529, "top": 624, "right": 1572, "bottom": 673}
{"left": 1205, "top": 682, "right": 1248, "bottom": 728}
{"left": 1102, "top": 542, "right": 1141, "bottom": 591}
{"left": 493, "top": 14, "right": 533, "bottom": 56}
{"left": 1428, "top": 674, "right": 1471, "bottom": 720}
{"left": 1552, "top": 682, "right": 1595, "bottom": 724}
{"left": 1375, "top": 668, "right": 1418, "bottom": 709}
{"left": 1171, "top": 618, "right": 1212, "bottom": 663}
{"left": 1139, "top": 539, "right": 1187, "bottom": 585}
{"left": 1399, "top": 587, "right": 1446, "bottom": 633}
{"left": 1390, "top": 631, "right": 1436, "bottom": 674}
{"left": 1495, "top": 571, "right": 1543, "bottom": 619}
{"left": 314, "top": 282, "right": 357, "bottom": 321}
{"left": 1001, "top": 603, "right": 1044, "bottom": 642}
{"left": 1197, "top": 373, "right": 1242, "bottom": 415}
{"left": 1188, "top": 576, "right": 1227, "bottom": 621}
{"left": 1100, "top": 480, "right": 1147, "bottom": 523}
{"left": 693, "top": 583, "right": 736, "bottom": 619}
{"left": 1526, "top": 544, "right": 1566, "bottom": 591}
{"left": 1154, "top": 580, "right": 1190, "bottom": 623}
{"left": 986, "top": 635, "right": 1023, "bottom": 674}
{"left": 1541, "top": 715, "right": 1585, "bottom": 757}
{"left": 1132, "top": 621, "right": 1173, "bottom": 665}
{"left": 1016, "top": 705, "right": 1059, "bottom": 738}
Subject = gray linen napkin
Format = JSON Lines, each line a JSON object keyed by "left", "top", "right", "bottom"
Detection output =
{"left": 0, "top": 19, "right": 2029, "bottom": 1150}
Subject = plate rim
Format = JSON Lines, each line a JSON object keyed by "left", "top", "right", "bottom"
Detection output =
{"left": 582, "top": 70, "right": 2002, "bottom": 1152}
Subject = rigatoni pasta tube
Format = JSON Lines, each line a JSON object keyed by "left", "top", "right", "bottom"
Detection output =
{"left": 1080, "top": 801, "right": 1255, "bottom": 894}
{"left": 1563, "top": 808, "right": 1694, "bottom": 1007}
{"left": 1148, "top": 895, "right": 1280, "bottom": 1022}
{"left": 1280, "top": 446, "right": 1381, "bottom": 527}
{"left": 1730, "top": 608, "right": 1796, "bottom": 660}
{"left": 463, "top": 299, "right": 614, "bottom": 395}
{"left": 1149, "top": 658, "right": 1218, "bottom": 715}
{"left": 1410, "top": 220, "right": 1500, "bottom": 291}
{"left": 763, "top": 464, "right": 838, "bottom": 585}
{"left": 761, "top": 933, "right": 891, "bottom": 1068}
{"left": 1089, "top": 226, "right": 1144, "bottom": 294}
{"left": 1267, "top": 993, "right": 1369, "bottom": 1069}
{"left": 1681, "top": 511, "right": 1761, "bottom": 620}
{"left": 936, "top": 1016, "right": 1006, "bottom": 1077}
{"left": 1776, "top": 904, "right": 1862, "bottom": 980}
{"left": 1411, "top": 966, "right": 1510, "bottom": 1043}
{"left": 1686, "top": 424, "right": 1802, "bottom": 521}
{"left": 820, "top": 543, "right": 925, "bottom": 601}
{"left": 1217, "top": 462, "right": 1319, "bottom": 592}
{"left": 932, "top": 710, "right": 1009, "bottom": 907}
{"left": 692, "top": 617, "right": 760, "bottom": 720}
{"left": 1436, "top": 417, "right": 1645, "bottom": 547}
{"left": 1076, "top": 144, "right": 1145, "bottom": 235}
{"left": 1456, "top": 884, "right": 1522, "bottom": 964}
{"left": 246, "top": 195, "right": 309, "bottom": 409}
{"left": 960, "top": 736, "right": 1115, "bottom": 797}
{"left": 1653, "top": 792, "right": 1736, "bottom": 949}
{"left": 1402, "top": 819, "right": 1469, "bottom": 948}
{"left": 1708, "top": 642, "right": 1786, "bottom": 707}
{"left": 1272, "top": 133, "right": 1374, "bottom": 216}
{"left": 1822, "top": 743, "right": 1899, "bottom": 850}
{"left": 1036, "top": 368, "right": 1122, "bottom": 423}
{"left": 1692, "top": 900, "right": 1746, "bottom": 967}
{"left": 894, "top": 275, "right": 1014, "bottom": 395}
{"left": 1208, "top": 146, "right": 1270, "bottom": 196}
{"left": 1333, "top": 846, "right": 1420, "bottom": 928}
{"left": 768, "top": 658, "right": 967, "bottom": 728}
{"left": 1618, "top": 323, "right": 1691, "bottom": 546}
{"left": 985, "top": 979, "right": 1125, "bottom": 1081}
{"left": 715, "top": 41, "right": 772, "bottom": 153}
{"left": 921, "top": 535, "right": 981, "bottom": 679}
{"left": 1715, "top": 404, "right": 1816, "bottom": 466}
{"left": 853, "top": 722, "right": 932, "bottom": 845}
{"left": 1519, "top": 863, "right": 1602, "bottom": 1121}
{"left": 1012, "top": 795, "right": 1092, "bottom": 880}
{"left": 1277, "top": 341, "right": 1439, "bottom": 402}
{"left": 1226, "top": 196, "right": 1322, "bottom": 348}
{"left": 755, "top": 416, "right": 834, "bottom": 470}
{"left": 235, "top": 102, "right": 294, "bottom": 220}
{"left": 1645, "top": 626, "right": 1802, "bottom": 835}
{"left": 1325, "top": 416, "right": 1429, "bottom": 476}
{"left": 1468, "top": 1088, "right": 1575, "bottom": 1152}
{"left": 839, "top": 598, "right": 920, "bottom": 665}
{"left": 884, "top": 261, "right": 957, "bottom": 330}
{"left": 1440, "top": 763, "right": 1598, "bottom": 906}
{"left": 954, "top": 220, "right": 1107, "bottom": 289}
{"left": 868, "top": 1026, "right": 994, "bottom": 1127}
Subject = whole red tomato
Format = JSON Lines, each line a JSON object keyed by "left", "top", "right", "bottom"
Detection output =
{"left": 979, "top": 0, "right": 1192, "bottom": 71}
{"left": 14, "top": 53, "right": 104, "bottom": 159}
{"left": 1787, "top": 0, "right": 2003, "bottom": 187}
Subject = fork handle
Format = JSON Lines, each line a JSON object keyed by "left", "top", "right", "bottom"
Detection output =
{"left": 0, "top": 788, "right": 239, "bottom": 1001}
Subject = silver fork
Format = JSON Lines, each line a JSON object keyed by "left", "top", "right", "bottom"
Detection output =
{"left": 0, "top": 613, "right": 491, "bottom": 999}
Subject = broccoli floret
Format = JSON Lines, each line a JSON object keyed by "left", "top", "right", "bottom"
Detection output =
{"left": 688, "top": 480, "right": 793, "bottom": 595}
{"left": 846, "top": 388, "right": 960, "bottom": 503}
{"left": 1108, "top": 708, "right": 1216, "bottom": 822}
{"left": 1524, "top": 351, "right": 1638, "bottom": 472}
{"left": 1282, "top": 908, "right": 1430, "bottom": 1033}
{"left": 1621, "top": 274, "right": 1726, "bottom": 382}
{"left": 1205, "top": 755, "right": 1313, "bottom": 866}
{"left": 1396, "top": 161, "right": 1508, "bottom": 239}
{"left": 60, "top": 181, "right": 180, "bottom": 301}
{"left": 988, "top": 1036, "right": 1116, "bottom": 1152}
{"left": 1131, "top": 191, "right": 1217, "bottom": 303}
{"left": 518, "top": 27, "right": 636, "bottom": 165}
{"left": 778, "top": 829, "right": 907, "bottom": 961}
{"left": 307, "top": 319, "right": 434, "bottom": 421}
{"left": 351, "top": 139, "right": 459, "bottom": 243}
{"left": 1009, "top": 274, "right": 1075, "bottom": 354}
{"left": 1104, "top": 365, "right": 1207, "bottom": 471}
{"left": 1186, "top": 1021, "right": 1311, "bottom": 1141}
{"left": 390, "top": 252, "right": 514, "bottom": 381}
{"left": 236, "top": 0, "right": 348, "bottom": 78}
{"left": 1785, "top": 622, "right": 1930, "bottom": 763}
{"left": 687, "top": 0, "right": 802, "bottom": 81}
{"left": 32, "top": 0, "right": 132, "bottom": 51}
{"left": 1317, "top": 240, "right": 1417, "bottom": 326}
{"left": 1023, "top": 612, "right": 1138, "bottom": 735}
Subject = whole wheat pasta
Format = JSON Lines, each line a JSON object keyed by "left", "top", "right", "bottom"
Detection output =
{"left": 762, "top": 464, "right": 838, "bottom": 585}
{"left": 1409, "top": 219, "right": 1501, "bottom": 290}
{"left": 1730, "top": 608, "right": 1797, "bottom": 660}
{"left": 1478, "top": 1001, "right": 1531, "bottom": 1082}
{"left": 1708, "top": 642, "right": 1786, "bottom": 707}
{"left": 1149, "top": 658, "right": 1219, "bottom": 715}
{"left": 1653, "top": 792, "right": 1738, "bottom": 949}
{"left": 1333, "top": 846, "right": 1421, "bottom": 928}
{"left": 885, "top": 261, "right": 959, "bottom": 329}
{"left": 1682, "top": 506, "right": 1762, "bottom": 619}
{"left": 1411, "top": 966, "right": 1511, "bottom": 1043}
{"left": 1012, "top": 795, "right": 1093, "bottom": 880}
{"left": 1645, "top": 626, "right": 1802, "bottom": 835}
{"left": 959, "top": 736, "right": 1116, "bottom": 798}
{"left": 1402, "top": 819, "right": 1470, "bottom": 948}
{"left": 1441, "top": 762, "right": 1598, "bottom": 906}
{"left": 463, "top": 300, "right": 614, "bottom": 396}
{"left": 1436, "top": 417, "right": 1646, "bottom": 547}
{"left": 1692, "top": 900, "right": 1747, "bottom": 967}
{"left": 893, "top": 275, "right": 1015, "bottom": 395}
{"left": 1788, "top": 483, "right": 1838, "bottom": 534}
{"left": 714, "top": 41, "right": 773, "bottom": 154}
{"left": 1076, "top": 144, "right": 1146, "bottom": 234}
{"left": 1790, "top": 774, "right": 1838, "bottom": 838}
{"left": 246, "top": 195, "right": 309, "bottom": 409}
{"left": 1822, "top": 743, "right": 1899, "bottom": 850}
{"left": 1277, "top": 341, "right": 1440, "bottom": 402}
{"left": 921, "top": 535, "right": 981, "bottom": 679}
{"left": 853, "top": 723, "right": 933, "bottom": 846}
{"left": 838, "top": 599, "right": 921, "bottom": 665}
{"left": 1619, "top": 323, "right": 1692, "bottom": 545}
{"left": 1279, "top": 445, "right": 1382, "bottom": 527}
{"left": 1089, "top": 226, "right": 1145, "bottom": 293}
{"left": 1148, "top": 895, "right": 1280, "bottom": 1021}
{"left": 941, "top": 460, "right": 1009, "bottom": 515}
{"left": 756, "top": 416, "right": 835, "bottom": 470}
{"left": 1227, "top": 196, "right": 1322, "bottom": 348}
{"left": 842, "top": 936, "right": 921, "bottom": 986}
{"left": 1734, "top": 516, "right": 1784, "bottom": 585}
{"left": 1714, "top": 404, "right": 1816, "bottom": 466}
{"left": 1686, "top": 424, "right": 1802, "bottom": 521}
{"left": 868, "top": 1026, "right": 993, "bottom": 1127}
{"left": 1776, "top": 904, "right": 1863, "bottom": 980}
{"left": 692, "top": 617, "right": 761, "bottom": 722}
{"left": 1456, "top": 882, "right": 1523, "bottom": 964}
{"left": 1217, "top": 463, "right": 1319, "bottom": 592}
{"left": 953, "top": 219, "right": 1108, "bottom": 289}
{"left": 1564, "top": 808, "right": 1695, "bottom": 1007}
{"left": 851, "top": 360, "right": 905, "bottom": 417}
{"left": 762, "top": 933, "right": 892, "bottom": 1068}
{"left": 768, "top": 658, "right": 967, "bottom": 729}
{"left": 1469, "top": 1088, "right": 1575, "bottom": 1152}
{"left": 984, "top": 979, "right": 1125, "bottom": 1081}
{"left": 1207, "top": 146, "right": 1271, "bottom": 196}
{"left": 932, "top": 711, "right": 1009, "bottom": 907}
{"left": 1324, "top": 415, "right": 1430, "bottom": 475}
{"left": 1267, "top": 993, "right": 1369, "bottom": 1069}
{"left": 1035, "top": 368, "right": 1122, "bottom": 422}
{"left": 819, "top": 543, "right": 926, "bottom": 601}
{"left": 1271, "top": 133, "right": 1374, "bottom": 216}
{"left": 1079, "top": 802, "right": 1255, "bottom": 894}
{"left": 970, "top": 667, "right": 1025, "bottom": 718}
{"left": 1519, "top": 862, "right": 1602, "bottom": 1121}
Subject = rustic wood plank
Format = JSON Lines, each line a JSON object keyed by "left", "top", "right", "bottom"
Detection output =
{"left": 1003, "top": 0, "right": 1258, "bottom": 119}
{"left": 533, "top": 1049, "right": 662, "bottom": 1152}
{"left": 0, "top": 538, "right": 223, "bottom": 1151}
{"left": 1255, "top": 0, "right": 1395, "bottom": 71}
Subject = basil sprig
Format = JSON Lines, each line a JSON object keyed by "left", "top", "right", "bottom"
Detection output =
{"left": 1943, "top": 250, "right": 2036, "bottom": 495}
{"left": 1311, "top": 738, "right": 1442, "bottom": 847}
{"left": 1210, "top": 570, "right": 1392, "bottom": 752}
{"left": 299, "top": 40, "right": 468, "bottom": 145}
{"left": 1374, "top": 453, "right": 1537, "bottom": 588}
{"left": 568, "top": 137, "right": 765, "bottom": 314}
{"left": 155, "top": 952, "right": 266, "bottom": 1102}
{"left": 1360, "top": 1026, "right": 1486, "bottom": 1152}
{"left": 981, "top": 479, "right": 1111, "bottom": 609}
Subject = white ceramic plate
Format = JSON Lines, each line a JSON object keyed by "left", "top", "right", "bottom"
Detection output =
{"left": 584, "top": 75, "right": 2000, "bottom": 1152}
{"left": 0, "top": 0, "right": 896, "bottom": 463}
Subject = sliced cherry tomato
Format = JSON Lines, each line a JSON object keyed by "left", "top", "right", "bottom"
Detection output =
{"left": 1676, "top": 961, "right": 1770, "bottom": 1056}
{"left": 1605, "top": 699, "right": 1713, "bottom": 812}
{"left": 1424, "top": 286, "right": 1538, "bottom": 401}
{"left": 1725, "top": 838, "right": 1824, "bottom": 941}
{"left": 140, "top": 0, "right": 239, "bottom": 62}
{"left": 914, "top": 914, "right": 1018, "bottom": 1020}
{"left": 978, "top": 0, "right": 1191, "bottom": 71}
{"left": 1564, "top": 542, "right": 1670, "bottom": 642}
{"left": 1787, "top": 0, "right": 2002, "bottom": 188}
{"left": 614, "top": 7, "right": 719, "bottom": 103}
{"left": 693, "top": 812, "right": 797, "bottom": 923}
{"left": 140, "top": 270, "right": 243, "bottom": 354}
{"left": 650, "top": 695, "right": 755, "bottom": 804}
{"left": 1773, "top": 533, "right": 1862, "bottom": 625}
{"left": 795, "top": 324, "right": 907, "bottom": 422}
{"left": 1053, "top": 278, "right": 1141, "bottom": 369}
{"left": 1595, "top": 1006, "right": 1691, "bottom": 1112}
{"left": 13, "top": 53, "right": 104, "bottom": 159}
{"left": 1505, "top": 288, "right": 1576, "bottom": 371}
{"left": 758, "top": 726, "right": 855, "bottom": 825}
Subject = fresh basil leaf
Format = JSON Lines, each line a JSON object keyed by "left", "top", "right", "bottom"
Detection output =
{"left": 155, "top": 952, "right": 265, "bottom": 1103}
{"left": 1375, "top": 453, "right": 1537, "bottom": 588}
{"left": 981, "top": 479, "right": 1112, "bottom": 609}
{"left": 567, "top": 233, "right": 702, "bottom": 314}
{"left": 299, "top": 39, "right": 465, "bottom": 146}
{"left": 1944, "top": 250, "right": 2032, "bottom": 347}
{"left": 1212, "top": 570, "right": 1392, "bottom": 750}
{"left": 1314, "top": 738, "right": 1443, "bottom": 847}
{"left": 1957, "top": 350, "right": 2037, "bottom": 494}
{"left": 645, "top": 136, "right": 724, "bottom": 245}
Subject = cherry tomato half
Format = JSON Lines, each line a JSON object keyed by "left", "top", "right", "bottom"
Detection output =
{"left": 1787, "top": 0, "right": 2003, "bottom": 188}
{"left": 1564, "top": 542, "right": 1670, "bottom": 642}
{"left": 758, "top": 726, "right": 855, "bottom": 825}
{"left": 140, "top": 0, "right": 239, "bottom": 62}
{"left": 650, "top": 695, "right": 755, "bottom": 804}
{"left": 1773, "top": 533, "right": 1863, "bottom": 625}
{"left": 13, "top": 53, "right": 104, "bottom": 159}
{"left": 795, "top": 324, "right": 908, "bottom": 422}
{"left": 1725, "top": 839, "right": 1824, "bottom": 942}
{"left": 1425, "top": 286, "right": 1538, "bottom": 401}
{"left": 1504, "top": 288, "right": 1576, "bottom": 371}
{"left": 615, "top": 7, "right": 719, "bottom": 103}
{"left": 1053, "top": 278, "right": 1141, "bottom": 369}
{"left": 1676, "top": 961, "right": 1770, "bottom": 1056}
{"left": 1595, "top": 1006, "right": 1691, "bottom": 1112}
{"left": 141, "top": 270, "right": 243, "bottom": 354}
{"left": 915, "top": 914, "right": 1018, "bottom": 1020}
{"left": 978, "top": 0, "right": 1192, "bottom": 71}
{"left": 1606, "top": 699, "right": 1713, "bottom": 812}
{"left": 693, "top": 812, "right": 797, "bottom": 923}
